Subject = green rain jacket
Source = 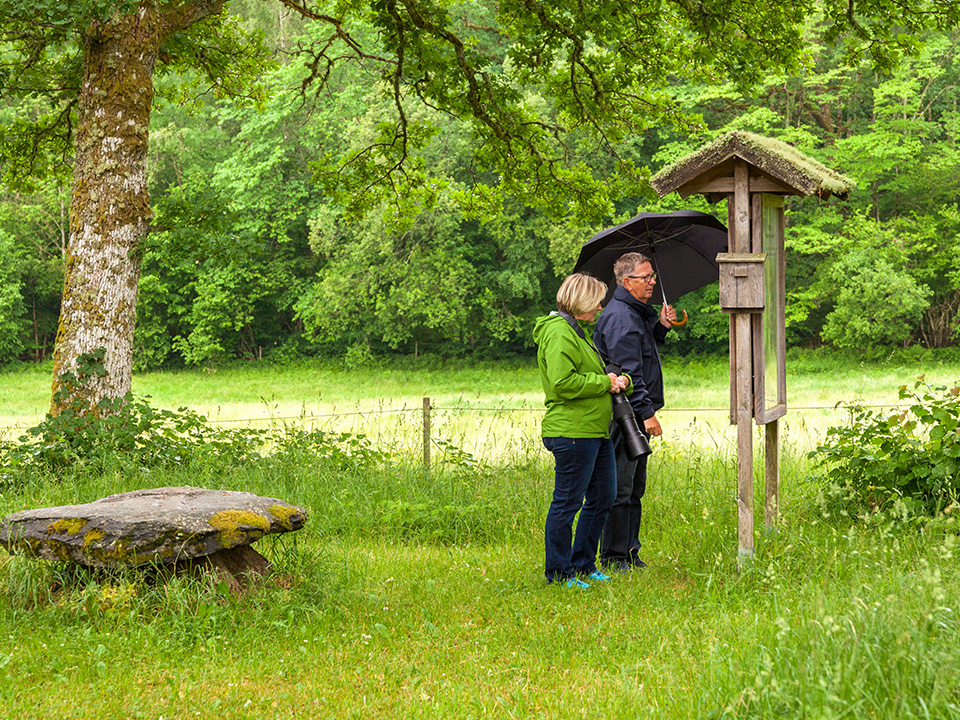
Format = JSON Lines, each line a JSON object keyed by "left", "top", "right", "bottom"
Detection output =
{"left": 533, "top": 313, "right": 632, "bottom": 438}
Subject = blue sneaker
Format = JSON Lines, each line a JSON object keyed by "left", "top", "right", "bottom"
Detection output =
{"left": 585, "top": 570, "right": 612, "bottom": 583}
{"left": 565, "top": 577, "right": 591, "bottom": 590}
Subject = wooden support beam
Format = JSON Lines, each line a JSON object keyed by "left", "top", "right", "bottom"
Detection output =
{"left": 732, "top": 161, "right": 754, "bottom": 561}
{"left": 733, "top": 162, "right": 751, "bottom": 253}
{"left": 423, "top": 396, "right": 431, "bottom": 472}
{"left": 735, "top": 312, "right": 754, "bottom": 560}
{"left": 727, "top": 196, "right": 737, "bottom": 426}
{"left": 678, "top": 175, "right": 798, "bottom": 198}
{"left": 765, "top": 420, "right": 779, "bottom": 533}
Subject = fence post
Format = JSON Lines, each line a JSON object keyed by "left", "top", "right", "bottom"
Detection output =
{"left": 422, "top": 396, "right": 431, "bottom": 472}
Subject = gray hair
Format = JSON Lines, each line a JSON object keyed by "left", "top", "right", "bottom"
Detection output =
{"left": 613, "top": 252, "right": 651, "bottom": 285}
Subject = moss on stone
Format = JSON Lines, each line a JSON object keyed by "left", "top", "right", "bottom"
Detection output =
{"left": 208, "top": 510, "right": 271, "bottom": 549}
{"left": 82, "top": 528, "right": 106, "bottom": 552}
{"left": 48, "top": 518, "right": 89, "bottom": 536}
{"left": 268, "top": 504, "right": 301, "bottom": 531}
{"left": 100, "top": 539, "right": 136, "bottom": 565}
{"left": 47, "top": 539, "right": 75, "bottom": 563}
{"left": 22, "top": 537, "right": 44, "bottom": 558}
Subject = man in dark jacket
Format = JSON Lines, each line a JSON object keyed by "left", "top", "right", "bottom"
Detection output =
{"left": 594, "top": 251, "right": 676, "bottom": 570}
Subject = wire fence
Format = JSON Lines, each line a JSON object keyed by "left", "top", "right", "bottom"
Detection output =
{"left": 0, "top": 398, "right": 911, "bottom": 465}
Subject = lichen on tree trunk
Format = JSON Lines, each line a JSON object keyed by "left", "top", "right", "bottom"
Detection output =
{"left": 49, "top": 1, "right": 226, "bottom": 416}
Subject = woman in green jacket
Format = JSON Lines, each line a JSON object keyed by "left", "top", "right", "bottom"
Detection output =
{"left": 533, "top": 273, "right": 631, "bottom": 589}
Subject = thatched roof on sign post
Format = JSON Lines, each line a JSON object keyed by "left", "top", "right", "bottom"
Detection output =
{"left": 650, "top": 131, "right": 856, "bottom": 200}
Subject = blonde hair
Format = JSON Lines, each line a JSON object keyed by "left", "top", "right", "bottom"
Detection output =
{"left": 614, "top": 252, "right": 651, "bottom": 285}
{"left": 556, "top": 273, "right": 607, "bottom": 316}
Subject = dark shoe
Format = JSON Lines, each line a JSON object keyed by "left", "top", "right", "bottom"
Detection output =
{"left": 602, "top": 559, "right": 633, "bottom": 573}
{"left": 630, "top": 558, "right": 647, "bottom": 569}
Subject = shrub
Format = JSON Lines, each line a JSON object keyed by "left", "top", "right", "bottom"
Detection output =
{"left": 0, "top": 392, "right": 267, "bottom": 480}
{"left": 266, "top": 427, "right": 391, "bottom": 472}
{"left": 0, "top": 352, "right": 393, "bottom": 482}
{"left": 811, "top": 378, "right": 960, "bottom": 514}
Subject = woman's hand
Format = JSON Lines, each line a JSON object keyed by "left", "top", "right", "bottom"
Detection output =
{"left": 608, "top": 373, "right": 629, "bottom": 394}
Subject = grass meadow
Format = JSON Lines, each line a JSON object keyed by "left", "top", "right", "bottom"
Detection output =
{"left": 1, "top": 352, "right": 960, "bottom": 718}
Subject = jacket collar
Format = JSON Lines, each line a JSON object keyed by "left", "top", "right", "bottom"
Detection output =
{"left": 611, "top": 285, "right": 657, "bottom": 319}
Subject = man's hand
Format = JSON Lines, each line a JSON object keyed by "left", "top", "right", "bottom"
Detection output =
{"left": 644, "top": 415, "right": 663, "bottom": 437}
{"left": 660, "top": 304, "right": 677, "bottom": 328}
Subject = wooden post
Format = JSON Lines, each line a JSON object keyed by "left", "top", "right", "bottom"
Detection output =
{"left": 765, "top": 420, "right": 779, "bottom": 533}
{"left": 733, "top": 162, "right": 751, "bottom": 252}
{"left": 733, "top": 160, "right": 754, "bottom": 561}
{"left": 735, "top": 313, "right": 754, "bottom": 560}
{"left": 727, "top": 197, "right": 737, "bottom": 426}
{"left": 422, "top": 396, "right": 431, "bottom": 472}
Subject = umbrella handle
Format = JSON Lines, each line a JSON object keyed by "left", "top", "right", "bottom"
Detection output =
{"left": 670, "top": 309, "right": 688, "bottom": 327}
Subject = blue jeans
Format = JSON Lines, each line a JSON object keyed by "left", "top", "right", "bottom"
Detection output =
{"left": 543, "top": 437, "right": 617, "bottom": 582}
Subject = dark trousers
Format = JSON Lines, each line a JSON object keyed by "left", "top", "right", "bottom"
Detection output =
{"left": 599, "top": 424, "right": 648, "bottom": 564}
{"left": 543, "top": 437, "right": 617, "bottom": 582}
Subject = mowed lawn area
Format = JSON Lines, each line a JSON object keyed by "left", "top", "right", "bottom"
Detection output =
{"left": 1, "top": 353, "right": 959, "bottom": 719}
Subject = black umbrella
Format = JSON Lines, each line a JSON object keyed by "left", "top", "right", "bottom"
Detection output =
{"left": 573, "top": 210, "right": 729, "bottom": 323}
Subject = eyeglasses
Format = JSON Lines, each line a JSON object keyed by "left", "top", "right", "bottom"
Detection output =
{"left": 627, "top": 273, "right": 657, "bottom": 283}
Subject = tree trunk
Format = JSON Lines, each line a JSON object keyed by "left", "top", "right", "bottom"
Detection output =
{"left": 50, "top": 2, "right": 224, "bottom": 416}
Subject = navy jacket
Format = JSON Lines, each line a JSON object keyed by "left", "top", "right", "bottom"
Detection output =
{"left": 594, "top": 286, "right": 669, "bottom": 421}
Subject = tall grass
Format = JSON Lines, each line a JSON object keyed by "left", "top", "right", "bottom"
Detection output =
{"left": 2, "top": 444, "right": 959, "bottom": 718}
{"left": 4, "top": 352, "right": 958, "bottom": 437}
{"left": 2, "top": 357, "right": 960, "bottom": 718}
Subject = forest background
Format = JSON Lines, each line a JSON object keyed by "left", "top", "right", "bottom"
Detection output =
{"left": 3, "top": 2, "right": 959, "bottom": 369}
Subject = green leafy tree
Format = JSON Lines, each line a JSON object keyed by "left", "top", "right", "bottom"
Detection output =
{"left": 0, "top": 230, "right": 25, "bottom": 358}
{"left": 658, "top": 26, "right": 960, "bottom": 352}
{"left": 0, "top": 177, "right": 67, "bottom": 360}
{"left": 0, "top": 0, "right": 271, "bottom": 412}
{"left": 820, "top": 250, "right": 932, "bottom": 350}
{"left": 1, "top": 0, "right": 958, "bottom": 407}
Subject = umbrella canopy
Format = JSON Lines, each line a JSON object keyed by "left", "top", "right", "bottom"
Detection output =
{"left": 573, "top": 210, "right": 728, "bottom": 305}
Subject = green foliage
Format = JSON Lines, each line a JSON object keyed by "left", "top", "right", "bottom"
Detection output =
{"left": 296, "top": 194, "right": 545, "bottom": 356}
{"left": 0, "top": 230, "right": 24, "bottom": 357}
{"left": 286, "top": 0, "right": 957, "bottom": 225}
{"left": 811, "top": 378, "right": 960, "bottom": 513}
{"left": 2, "top": 402, "right": 265, "bottom": 482}
{"left": 0, "top": 0, "right": 271, "bottom": 188}
{"left": 0, "top": 178, "right": 68, "bottom": 361}
{"left": 820, "top": 249, "right": 932, "bottom": 349}
{"left": 155, "top": 11, "right": 274, "bottom": 108}
{"left": 267, "top": 427, "right": 391, "bottom": 472}
{"left": 4, "top": 6, "right": 960, "bottom": 372}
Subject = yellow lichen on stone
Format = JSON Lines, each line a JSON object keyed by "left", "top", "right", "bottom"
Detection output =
{"left": 83, "top": 528, "right": 106, "bottom": 553}
{"left": 47, "top": 539, "right": 75, "bottom": 563}
{"left": 208, "top": 510, "right": 271, "bottom": 548}
{"left": 23, "top": 537, "right": 44, "bottom": 557}
{"left": 103, "top": 539, "right": 136, "bottom": 565}
{"left": 48, "top": 518, "right": 89, "bottom": 535}
{"left": 268, "top": 504, "right": 301, "bottom": 531}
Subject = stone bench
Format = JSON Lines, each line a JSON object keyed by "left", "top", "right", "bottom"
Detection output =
{"left": 0, "top": 486, "right": 307, "bottom": 591}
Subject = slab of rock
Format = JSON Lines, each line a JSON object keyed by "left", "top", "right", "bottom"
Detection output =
{"left": 0, "top": 486, "right": 307, "bottom": 568}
